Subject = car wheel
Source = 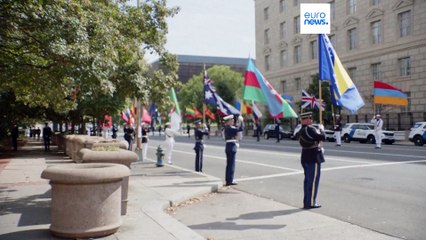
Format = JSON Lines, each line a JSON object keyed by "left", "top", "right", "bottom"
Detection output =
{"left": 343, "top": 134, "right": 351, "bottom": 143}
{"left": 367, "top": 135, "right": 375, "bottom": 144}
{"left": 414, "top": 136, "right": 424, "bottom": 146}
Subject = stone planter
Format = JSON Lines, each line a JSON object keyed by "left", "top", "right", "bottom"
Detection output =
{"left": 78, "top": 148, "right": 137, "bottom": 215}
{"left": 41, "top": 163, "right": 130, "bottom": 239}
{"left": 91, "top": 140, "right": 129, "bottom": 150}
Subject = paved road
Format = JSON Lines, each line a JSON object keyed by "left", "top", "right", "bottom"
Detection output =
{"left": 146, "top": 135, "right": 426, "bottom": 240}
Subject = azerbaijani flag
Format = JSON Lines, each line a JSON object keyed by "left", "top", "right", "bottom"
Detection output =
{"left": 243, "top": 59, "right": 297, "bottom": 118}
{"left": 374, "top": 81, "right": 408, "bottom": 106}
{"left": 319, "top": 34, "right": 364, "bottom": 113}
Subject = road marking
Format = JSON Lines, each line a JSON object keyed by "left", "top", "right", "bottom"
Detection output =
{"left": 236, "top": 159, "right": 426, "bottom": 182}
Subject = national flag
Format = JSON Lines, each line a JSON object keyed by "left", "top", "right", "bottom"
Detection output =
{"left": 102, "top": 114, "right": 112, "bottom": 128}
{"left": 235, "top": 100, "right": 253, "bottom": 115}
{"left": 168, "top": 88, "right": 182, "bottom": 131}
{"left": 243, "top": 59, "right": 297, "bottom": 118}
{"left": 204, "top": 107, "right": 216, "bottom": 120}
{"left": 301, "top": 90, "right": 325, "bottom": 110}
{"left": 185, "top": 107, "right": 195, "bottom": 119}
{"left": 251, "top": 101, "right": 263, "bottom": 122}
{"left": 120, "top": 108, "right": 132, "bottom": 123}
{"left": 193, "top": 107, "right": 202, "bottom": 118}
{"left": 142, "top": 107, "right": 152, "bottom": 124}
{"left": 204, "top": 71, "right": 240, "bottom": 115}
{"left": 373, "top": 81, "right": 408, "bottom": 106}
{"left": 319, "top": 34, "right": 364, "bottom": 113}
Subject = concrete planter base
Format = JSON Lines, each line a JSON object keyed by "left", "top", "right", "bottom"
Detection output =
{"left": 41, "top": 163, "right": 130, "bottom": 239}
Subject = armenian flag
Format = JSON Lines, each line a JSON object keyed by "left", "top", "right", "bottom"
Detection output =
{"left": 373, "top": 81, "right": 408, "bottom": 106}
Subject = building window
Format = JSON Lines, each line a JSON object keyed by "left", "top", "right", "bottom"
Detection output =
{"left": 371, "top": 20, "right": 382, "bottom": 44}
{"left": 280, "top": 22, "right": 286, "bottom": 39}
{"left": 293, "top": 0, "right": 299, "bottom": 6}
{"left": 264, "top": 7, "right": 269, "bottom": 20}
{"left": 281, "top": 80, "right": 287, "bottom": 93}
{"left": 280, "top": 49, "right": 287, "bottom": 67}
{"left": 347, "top": 0, "right": 357, "bottom": 14}
{"left": 348, "top": 67, "right": 357, "bottom": 80}
{"left": 401, "top": 92, "right": 411, "bottom": 113}
{"left": 398, "top": 11, "right": 411, "bottom": 37}
{"left": 371, "top": 0, "right": 381, "bottom": 6}
{"left": 264, "top": 28, "right": 270, "bottom": 44}
{"left": 330, "top": 1, "right": 335, "bottom": 20}
{"left": 295, "top": 77, "right": 301, "bottom": 91}
{"left": 280, "top": 0, "right": 285, "bottom": 13}
{"left": 265, "top": 55, "right": 270, "bottom": 71}
{"left": 294, "top": 45, "right": 301, "bottom": 64}
{"left": 399, "top": 57, "right": 410, "bottom": 76}
{"left": 371, "top": 63, "right": 382, "bottom": 80}
{"left": 294, "top": 15, "right": 300, "bottom": 34}
{"left": 310, "top": 40, "right": 318, "bottom": 60}
{"left": 348, "top": 28, "right": 357, "bottom": 50}
{"left": 329, "top": 34, "right": 336, "bottom": 48}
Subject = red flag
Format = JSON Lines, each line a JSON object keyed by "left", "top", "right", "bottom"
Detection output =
{"left": 204, "top": 107, "right": 216, "bottom": 120}
{"left": 142, "top": 107, "right": 152, "bottom": 124}
{"left": 193, "top": 107, "right": 202, "bottom": 118}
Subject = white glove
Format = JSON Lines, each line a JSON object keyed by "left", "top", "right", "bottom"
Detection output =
{"left": 236, "top": 143, "right": 240, "bottom": 148}
{"left": 238, "top": 115, "right": 244, "bottom": 122}
{"left": 318, "top": 124, "right": 325, "bottom": 131}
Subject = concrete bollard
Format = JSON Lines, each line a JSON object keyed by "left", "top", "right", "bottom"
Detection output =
{"left": 41, "top": 163, "right": 130, "bottom": 239}
{"left": 78, "top": 148, "right": 137, "bottom": 215}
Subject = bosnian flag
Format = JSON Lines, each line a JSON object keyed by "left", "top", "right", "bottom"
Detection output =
{"left": 243, "top": 59, "right": 297, "bottom": 118}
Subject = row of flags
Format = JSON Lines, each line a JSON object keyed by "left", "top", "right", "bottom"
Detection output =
{"left": 116, "top": 34, "right": 407, "bottom": 127}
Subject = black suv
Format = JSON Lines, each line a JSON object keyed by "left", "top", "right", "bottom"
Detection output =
{"left": 262, "top": 124, "right": 292, "bottom": 140}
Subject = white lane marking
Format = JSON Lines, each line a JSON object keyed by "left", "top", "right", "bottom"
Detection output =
{"left": 236, "top": 159, "right": 426, "bottom": 182}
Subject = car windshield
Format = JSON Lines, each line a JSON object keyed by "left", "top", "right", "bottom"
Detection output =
{"left": 412, "top": 123, "right": 422, "bottom": 129}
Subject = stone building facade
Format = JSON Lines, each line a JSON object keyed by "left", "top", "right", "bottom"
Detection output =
{"left": 255, "top": 0, "right": 426, "bottom": 129}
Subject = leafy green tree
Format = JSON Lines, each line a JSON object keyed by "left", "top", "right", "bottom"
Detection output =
{"left": 179, "top": 65, "right": 243, "bottom": 119}
{"left": 0, "top": 0, "right": 179, "bottom": 135}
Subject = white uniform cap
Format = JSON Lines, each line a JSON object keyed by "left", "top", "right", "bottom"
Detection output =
{"left": 223, "top": 115, "right": 234, "bottom": 121}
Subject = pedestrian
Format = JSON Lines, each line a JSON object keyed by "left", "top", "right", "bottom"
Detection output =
{"left": 142, "top": 123, "right": 149, "bottom": 160}
{"left": 42, "top": 122, "right": 52, "bottom": 151}
{"left": 11, "top": 124, "right": 19, "bottom": 151}
{"left": 275, "top": 122, "right": 280, "bottom": 143}
{"left": 158, "top": 125, "right": 162, "bottom": 136}
{"left": 164, "top": 122, "right": 178, "bottom": 164}
{"left": 206, "top": 121, "right": 211, "bottom": 139}
{"left": 36, "top": 127, "right": 41, "bottom": 140}
{"left": 193, "top": 120, "right": 209, "bottom": 172}
{"left": 370, "top": 114, "right": 383, "bottom": 149}
{"left": 123, "top": 123, "right": 135, "bottom": 150}
{"left": 334, "top": 115, "right": 342, "bottom": 146}
{"left": 223, "top": 114, "right": 244, "bottom": 186}
{"left": 112, "top": 124, "right": 118, "bottom": 139}
{"left": 255, "top": 121, "right": 262, "bottom": 142}
{"left": 298, "top": 112, "right": 325, "bottom": 209}
{"left": 186, "top": 123, "right": 191, "bottom": 138}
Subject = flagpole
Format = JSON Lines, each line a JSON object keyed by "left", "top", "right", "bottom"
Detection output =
{"left": 319, "top": 80, "right": 323, "bottom": 125}
{"left": 203, "top": 64, "right": 206, "bottom": 124}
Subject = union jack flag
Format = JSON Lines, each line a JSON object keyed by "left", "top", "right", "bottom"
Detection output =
{"left": 301, "top": 90, "right": 325, "bottom": 110}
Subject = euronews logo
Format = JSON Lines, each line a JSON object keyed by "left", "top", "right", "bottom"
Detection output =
{"left": 300, "top": 3, "right": 330, "bottom": 34}
{"left": 304, "top": 12, "right": 328, "bottom": 25}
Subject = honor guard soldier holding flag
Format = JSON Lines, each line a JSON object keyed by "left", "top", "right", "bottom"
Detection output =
{"left": 299, "top": 112, "right": 326, "bottom": 209}
{"left": 193, "top": 120, "right": 209, "bottom": 172}
{"left": 223, "top": 114, "right": 244, "bottom": 186}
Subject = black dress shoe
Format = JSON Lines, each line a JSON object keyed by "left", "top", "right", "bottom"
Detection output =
{"left": 303, "top": 203, "right": 322, "bottom": 209}
{"left": 225, "top": 182, "right": 238, "bottom": 186}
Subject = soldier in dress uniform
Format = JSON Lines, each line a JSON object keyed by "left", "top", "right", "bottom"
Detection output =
{"left": 299, "top": 112, "right": 326, "bottom": 209}
{"left": 370, "top": 114, "right": 383, "bottom": 149}
{"left": 223, "top": 114, "right": 244, "bottom": 186}
{"left": 193, "top": 120, "right": 209, "bottom": 172}
{"left": 334, "top": 114, "right": 342, "bottom": 146}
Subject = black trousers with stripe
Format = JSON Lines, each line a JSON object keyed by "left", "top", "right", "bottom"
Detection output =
{"left": 302, "top": 161, "right": 321, "bottom": 207}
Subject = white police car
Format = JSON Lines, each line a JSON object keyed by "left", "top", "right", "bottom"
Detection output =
{"left": 408, "top": 122, "right": 426, "bottom": 146}
{"left": 341, "top": 123, "right": 395, "bottom": 144}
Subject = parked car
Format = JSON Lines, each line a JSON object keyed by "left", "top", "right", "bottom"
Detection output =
{"left": 341, "top": 123, "right": 395, "bottom": 144}
{"left": 291, "top": 124, "right": 335, "bottom": 142}
{"left": 262, "top": 124, "right": 292, "bottom": 140}
{"left": 408, "top": 122, "right": 426, "bottom": 146}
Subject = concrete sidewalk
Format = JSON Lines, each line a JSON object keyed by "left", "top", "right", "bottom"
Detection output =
{"left": 0, "top": 140, "right": 402, "bottom": 240}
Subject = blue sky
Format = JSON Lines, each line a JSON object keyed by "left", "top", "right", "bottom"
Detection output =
{"left": 145, "top": 0, "right": 256, "bottom": 62}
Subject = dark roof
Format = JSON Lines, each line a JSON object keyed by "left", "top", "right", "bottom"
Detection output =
{"left": 176, "top": 55, "right": 250, "bottom": 65}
